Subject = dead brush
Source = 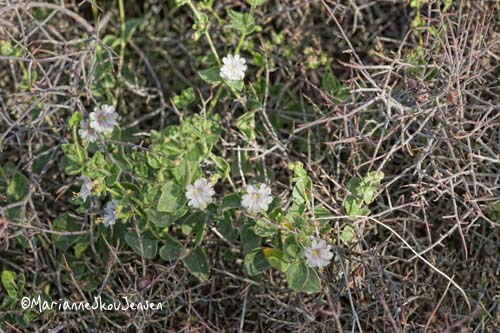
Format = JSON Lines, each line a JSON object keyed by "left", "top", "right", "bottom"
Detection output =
{"left": 0, "top": 0, "right": 499, "bottom": 332}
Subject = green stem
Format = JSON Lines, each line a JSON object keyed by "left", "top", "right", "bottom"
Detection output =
{"left": 234, "top": 3, "right": 255, "bottom": 54}
{"left": 205, "top": 32, "right": 221, "bottom": 65}
{"left": 115, "top": 182, "right": 125, "bottom": 191}
{"left": 91, "top": 3, "right": 99, "bottom": 22}
{"left": 187, "top": 0, "right": 221, "bottom": 65}
{"left": 118, "top": 0, "right": 126, "bottom": 43}
{"left": 235, "top": 1, "right": 256, "bottom": 54}
{"left": 226, "top": 83, "right": 242, "bottom": 100}
{"left": 118, "top": 0, "right": 127, "bottom": 74}
{"left": 249, "top": 1, "right": 257, "bottom": 15}
{"left": 207, "top": 85, "right": 224, "bottom": 116}
{"left": 107, "top": 187, "right": 121, "bottom": 197}
{"left": 72, "top": 126, "right": 85, "bottom": 163}
{"left": 227, "top": 175, "right": 236, "bottom": 192}
{"left": 115, "top": 0, "right": 127, "bottom": 107}
{"left": 207, "top": 81, "right": 243, "bottom": 116}
{"left": 235, "top": 33, "right": 246, "bottom": 54}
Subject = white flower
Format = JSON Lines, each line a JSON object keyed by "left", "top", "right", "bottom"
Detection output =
{"left": 220, "top": 54, "right": 247, "bottom": 81}
{"left": 102, "top": 199, "right": 119, "bottom": 227}
{"left": 185, "top": 177, "right": 215, "bottom": 209}
{"left": 89, "top": 104, "right": 118, "bottom": 133}
{"left": 77, "top": 175, "right": 93, "bottom": 202}
{"left": 78, "top": 120, "right": 98, "bottom": 142}
{"left": 241, "top": 184, "right": 273, "bottom": 214}
{"left": 304, "top": 239, "right": 333, "bottom": 268}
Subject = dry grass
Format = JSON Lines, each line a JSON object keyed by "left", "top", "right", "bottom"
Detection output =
{"left": 0, "top": 0, "right": 499, "bottom": 332}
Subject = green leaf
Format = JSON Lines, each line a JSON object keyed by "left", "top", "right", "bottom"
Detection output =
{"left": 228, "top": 9, "right": 256, "bottom": 34}
{"left": 199, "top": 67, "right": 221, "bottom": 84}
{"left": 82, "top": 278, "right": 100, "bottom": 293}
{"left": 218, "top": 214, "right": 239, "bottom": 242}
{"left": 32, "top": 146, "right": 53, "bottom": 174}
{"left": 340, "top": 224, "right": 356, "bottom": 242}
{"left": 147, "top": 209, "right": 177, "bottom": 228}
{"left": 124, "top": 232, "right": 158, "bottom": 259}
{"left": 91, "top": 39, "right": 117, "bottom": 99}
{"left": 321, "top": 70, "right": 349, "bottom": 100}
{"left": 193, "top": 213, "right": 207, "bottom": 246}
{"left": 63, "top": 160, "right": 82, "bottom": 175}
{"left": 192, "top": 12, "right": 210, "bottom": 33}
{"left": 243, "top": 248, "right": 269, "bottom": 276}
{"left": 312, "top": 205, "right": 333, "bottom": 233}
{"left": 173, "top": 87, "right": 196, "bottom": 109}
{"left": 66, "top": 143, "right": 86, "bottom": 164}
{"left": 103, "top": 34, "right": 121, "bottom": 49}
{"left": 74, "top": 242, "right": 88, "bottom": 258}
{"left": 68, "top": 112, "right": 83, "bottom": 127}
{"left": 365, "top": 171, "right": 384, "bottom": 185}
{"left": 22, "top": 310, "right": 37, "bottom": 327}
{"left": 292, "top": 181, "right": 309, "bottom": 205}
{"left": 183, "top": 247, "right": 210, "bottom": 281}
{"left": 252, "top": 220, "right": 276, "bottom": 237}
{"left": 226, "top": 79, "right": 244, "bottom": 91}
{"left": 283, "top": 235, "right": 301, "bottom": 258}
{"left": 236, "top": 111, "right": 256, "bottom": 140}
{"left": 6, "top": 172, "right": 30, "bottom": 202}
{"left": 486, "top": 202, "right": 500, "bottom": 221}
{"left": 443, "top": 0, "right": 453, "bottom": 11}
{"left": 186, "top": 142, "right": 206, "bottom": 162}
{"left": 410, "top": 0, "right": 429, "bottom": 7}
{"left": 115, "top": 146, "right": 133, "bottom": 172}
{"left": 91, "top": 151, "right": 107, "bottom": 170}
{"left": 344, "top": 172, "right": 384, "bottom": 219}
{"left": 361, "top": 185, "right": 376, "bottom": 205}
{"left": 246, "top": 0, "right": 266, "bottom": 6}
{"left": 181, "top": 211, "right": 206, "bottom": 236}
{"left": 302, "top": 268, "right": 321, "bottom": 293}
{"left": 263, "top": 248, "right": 289, "bottom": 272}
{"left": 252, "top": 51, "right": 264, "bottom": 67}
{"left": 344, "top": 196, "right": 369, "bottom": 219}
{"left": 241, "top": 221, "right": 261, "bottom": 255}
{"left": 289, "top": 162, "right": 311, "bottom": 206}
{"left": 223, "top": 248, "right": 236, "bottom": 261}
{"left": 173, "top": 159, "right": 196, "bottom": 186}
{"left": 212, "top": 155, "right": 231, "bottom": 179}
{"left": 157, "top": 180, "right": 186, "bottom": 213}
{"left": 123, "top": 18, "right": 144, "bottom": 43}
{"left": 159, "top": 234, "right": 184, "bottom": 261}
{"left": 146, "top": 152, "right": 161, "bottom": 169}
{"left": 1, "top": 270, "right": 18, "bottom": 299}
{"left": 0, "top": 41, "right": 20, "bottom": 56}
{"left": 286, "top": 262, "right": 309, "bottom": 292}
{"left": 347, "top": 177, "right": 361, "bottom": 195}
{"left": 52, "top": 214, "right": 83, "bottom": 251}
{"left": 106, "top": 164, "right": 121, "bottom": 187}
